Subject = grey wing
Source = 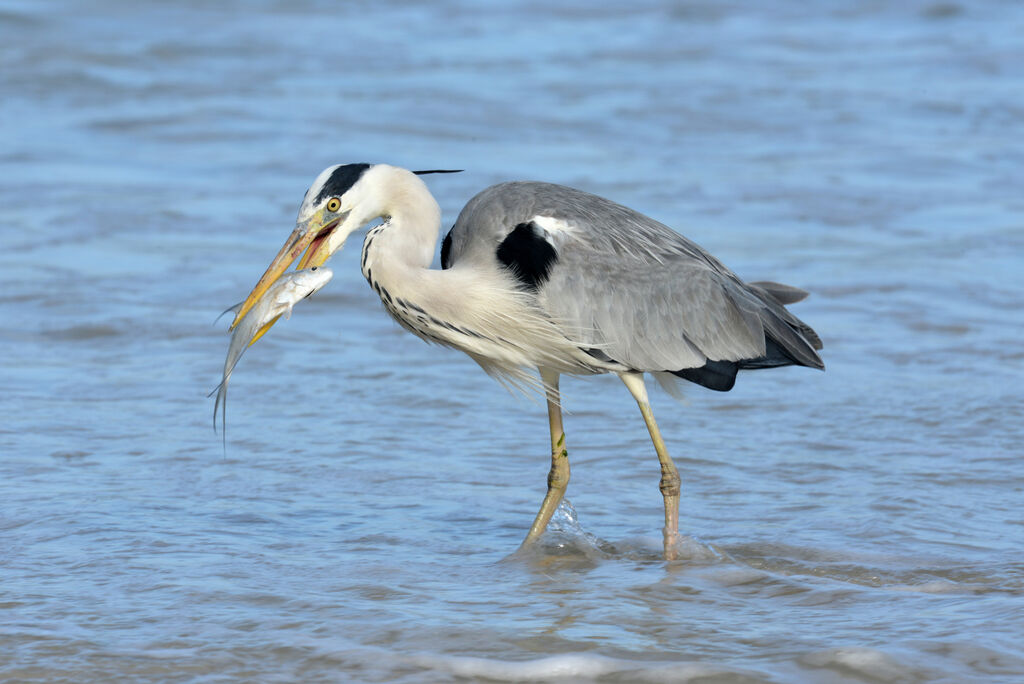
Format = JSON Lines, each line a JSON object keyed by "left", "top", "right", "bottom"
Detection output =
{"left": 544, "top": 251, "right": 762, "bottom": 369}
{"left": 447, "top": 181, "right": 823, "bottom": 388}
{"left": 544, "top": 247, "right": 823, "bottom": 381}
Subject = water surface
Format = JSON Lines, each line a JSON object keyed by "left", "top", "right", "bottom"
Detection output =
{"left": 2, "top": 1, "right": 1023, "bottom": 682}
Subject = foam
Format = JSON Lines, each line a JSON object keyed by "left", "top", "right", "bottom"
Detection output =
{"left": 414, "top": 653, "right": 763, "bottom": 683}
{"left": 506, "top": 499, "right": 725, "bottom": 563}
{"left": 800, "top": 647, "right": 918, "bottom": 681}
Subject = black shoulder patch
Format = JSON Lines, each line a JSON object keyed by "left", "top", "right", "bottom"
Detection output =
{"left": 314, "top": 163, "right": 371, "bottom": 204}
{"left": 496, "top": 222, "right": 558, "bottom": 291}
{"left": 440, "top": 230, "right": 453, "bottom": 269}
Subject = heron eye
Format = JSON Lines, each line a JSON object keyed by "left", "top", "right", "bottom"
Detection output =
{"left": 326, "top": 198, "right": 341, "bottom": 213}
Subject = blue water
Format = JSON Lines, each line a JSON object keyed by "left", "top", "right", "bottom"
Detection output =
{"left": 2, "top": 1, "right": 1023, "bottom": 681}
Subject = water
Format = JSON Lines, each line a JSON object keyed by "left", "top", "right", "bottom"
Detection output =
{"left": 2, "top": 0, "right": 1023, "bottom": 681}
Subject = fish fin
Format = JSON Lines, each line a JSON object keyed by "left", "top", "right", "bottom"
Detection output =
{"left": 210, "top": 375, "right": 229, "bottom": 455}
{"left": 210, "top": 377, "right": 226, "bottom": 429}
{"left": 248, "top": 314, "right": 283, "bottom": 347}
{"left": 214, "top": 301, "right": 244, "bottom": 326}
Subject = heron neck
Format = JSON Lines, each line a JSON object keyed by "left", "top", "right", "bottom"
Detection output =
{"left": 372, "top": 169, "right": 442, "bottom": 270}
{"left": 360, "top": 175, "right": 443, "bottom": 311}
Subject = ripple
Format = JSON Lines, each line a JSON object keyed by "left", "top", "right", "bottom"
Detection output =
{"left": 45, "top": 324, "right": 124, "bottom": 341}
{"left": 3, "top": 1, "right": 1024, "bottom": 681}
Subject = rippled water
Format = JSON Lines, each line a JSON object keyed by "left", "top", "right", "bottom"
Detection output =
{"left": 3, "top": 1, "right": 1023, "bottom": 681}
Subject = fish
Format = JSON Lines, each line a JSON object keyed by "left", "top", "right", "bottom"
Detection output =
{"left": 211, "top": 266, "right": 334, "bottom": 447}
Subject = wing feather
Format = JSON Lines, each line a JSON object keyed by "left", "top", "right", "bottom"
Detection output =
{"left": 447, "top": 181, "right": 823, "bottom": 376}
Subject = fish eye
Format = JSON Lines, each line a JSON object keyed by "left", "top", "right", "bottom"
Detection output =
{"left": 326, "top": 197, "right": 341, "bottom": 212}
{"left": 310, "top": 266, "right": 318, "bottom": 271}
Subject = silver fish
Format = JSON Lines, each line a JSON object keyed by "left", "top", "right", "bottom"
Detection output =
{"left": 211, "top": 267, "right": 334, "bottom": 445}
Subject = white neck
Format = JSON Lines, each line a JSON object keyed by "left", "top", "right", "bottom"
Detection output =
{"left": 360, "top": 165, "right": 441, "bottom": 271}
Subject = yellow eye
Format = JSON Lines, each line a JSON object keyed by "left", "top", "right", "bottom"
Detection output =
{"left": 326, "top": 198, "right": 341, "bottom": 213}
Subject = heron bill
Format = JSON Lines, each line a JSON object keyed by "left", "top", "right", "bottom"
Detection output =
{"left": 230, "top": 208, "right": 339, "bottom": 330}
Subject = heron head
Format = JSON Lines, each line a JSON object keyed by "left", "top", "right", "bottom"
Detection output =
{"left": 230, "top": 163, "right": 458, "bottom": 331}
{"left": 229, "top": 163, "right": 383, "bottom": 329}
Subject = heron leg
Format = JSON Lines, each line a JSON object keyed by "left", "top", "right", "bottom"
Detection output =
{"left": 620, "top": 372, "right": 681, "bottom": 561}
{"left": 520, "top": 369, "right": 569, "bottom": 548}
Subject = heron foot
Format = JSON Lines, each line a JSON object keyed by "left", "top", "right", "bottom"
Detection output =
{"left": 660, "top": 466, "right": 681, "bottom": 561}
{"left": 522, "top": 369, "right": 569, "bottom": 549}
{"left": 663, "top": 527, "right": 680, "bottom": 561}
{"left": 660, "top": 467, "right": 681, "bottom": 561}
{"left": 521, "top": 436, "right": 569, "bottom": 548}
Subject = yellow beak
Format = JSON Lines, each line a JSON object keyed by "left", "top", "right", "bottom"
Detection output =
{"left": 230, "top": 209, "right": 338, "bottom": 331}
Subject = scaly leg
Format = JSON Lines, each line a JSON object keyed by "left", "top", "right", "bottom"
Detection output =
{"left": 619, "top": 372, "right": 681, "bottom": 561}
{"left": 521, "top": 369, "right": 569, "bottom": 548}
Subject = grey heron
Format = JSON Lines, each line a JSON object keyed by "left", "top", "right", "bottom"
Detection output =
{"left": 231, "top": 163, "right": 824, "bottom": 560}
